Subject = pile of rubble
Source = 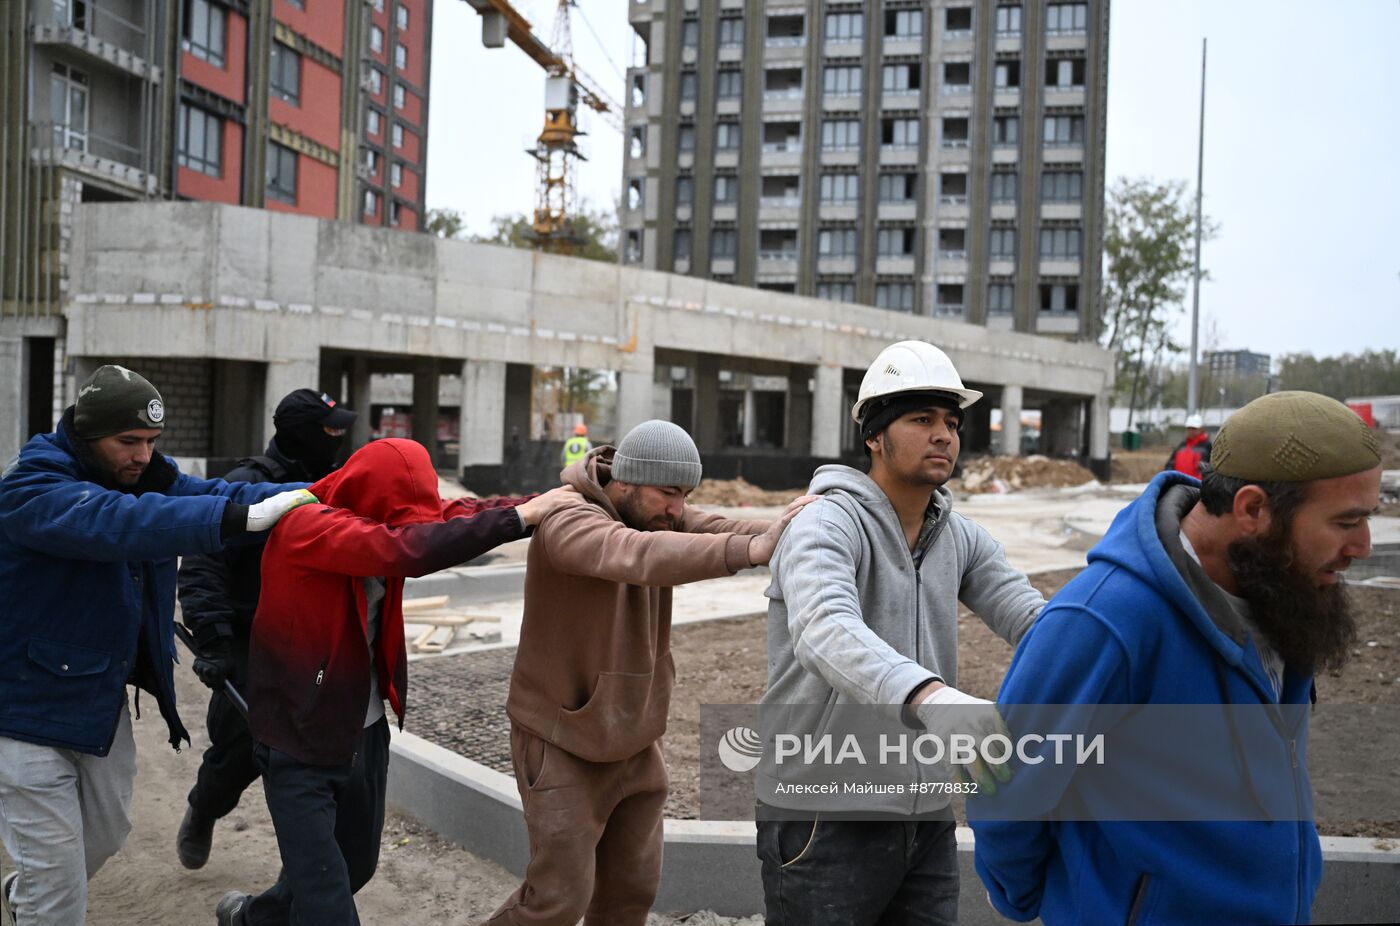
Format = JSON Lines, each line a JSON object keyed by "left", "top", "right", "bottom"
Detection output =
{"left": 950, "top": 455, "right": 1098, "bottom": 494}
{"left": 689, "top": 477, "right": 806, "bottom": 507}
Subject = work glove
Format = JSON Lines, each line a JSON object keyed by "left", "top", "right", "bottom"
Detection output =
{"left": 192, "top": 636, "right": 235, "bottom": 692}
{"left": 246, "top": 489, "right": 318, "bottom": 532}
{"left": 914, "top": 685, "right": 1014, "bottom": 794}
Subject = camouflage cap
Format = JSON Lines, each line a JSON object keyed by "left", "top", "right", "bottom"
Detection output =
{"left": 1210, "top": 391, "right": 1380, "bottom": 482}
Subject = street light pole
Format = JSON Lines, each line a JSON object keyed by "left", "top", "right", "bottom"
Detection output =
{"left": 1187, "top": 38, "right": 1208, "bottom": 417}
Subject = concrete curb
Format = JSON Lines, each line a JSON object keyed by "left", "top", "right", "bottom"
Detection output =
{"left": 387, "top": 730, "right": 1400, "bottom": 923}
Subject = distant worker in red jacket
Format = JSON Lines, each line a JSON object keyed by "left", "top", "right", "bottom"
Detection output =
{"left": 1165, "top": 413, "right": 1213, "bottom": 478}
{"left": 213, "top": 438, "right": 578, "bottom": 926}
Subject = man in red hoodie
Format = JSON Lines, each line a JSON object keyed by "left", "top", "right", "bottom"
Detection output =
{"left": 1165, "top": 413, "right": 1213, "bottom": 478}
{"left": 214, "top": 439, "right": 577, "bottom": 926}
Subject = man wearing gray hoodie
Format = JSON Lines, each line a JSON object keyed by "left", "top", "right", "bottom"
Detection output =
{"left": 758, "top": 341, "right": 1046, "bottom": 925}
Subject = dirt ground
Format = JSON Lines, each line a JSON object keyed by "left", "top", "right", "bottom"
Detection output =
{"left": 664, "top": 568, "right": 1400, "bottom": 837}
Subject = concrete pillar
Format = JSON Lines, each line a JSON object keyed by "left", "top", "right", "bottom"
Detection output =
{"left": 692, "top": 354, "right": 721, "bottom": 453}
{"left": 411, "top": 358, "right": 438, "bottom": 462}
{"left": 1089, "top": 391, "right": 1111, "bottom": 465}
{"left": 0, "top": 336, "right": 25, "bottom": 463}
{"left": 742, "top": 387, "right": 757, "bottom": 448}
{"left": 616, "top": 369, "right": 655, "bottom": 439}
{"left": 263, "top": 358, "right": 319, "bottom": 447}
{"left": 503, "top": 363, "right": 533, "bottom": 439}
{"left": 811, "top": 364, "right": 844, "bottom": 459}
{"left": 1041, "top": 399, "right": 1082, "bottom": 457}
{"left": 962, "top": 396, "right": 993, "bottom": 454}
{"left": 348, "top": 356, "right": 372, "bottom": 452}
{"left": 458, "top": 359, "right": 506, "bottom": 469}
{"left": 785, "top": 365, "right": 812, "bottom": 454}
{"left": 210, "top": 360, "right": 265, "bottom": 456}
{"left": 999, "top": 384, "right": 1023, "bottom": 457}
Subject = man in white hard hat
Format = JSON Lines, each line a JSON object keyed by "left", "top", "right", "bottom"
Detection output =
{"left": 1165, "top": 413, "right": 1212, "bottom": 478}
{"left": 757, "top": 340, "right": 1046, "bottom": 924}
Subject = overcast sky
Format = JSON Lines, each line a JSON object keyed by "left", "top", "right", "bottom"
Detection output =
{"left": 425, "top": 0, "right": 1400, "bottom": 361}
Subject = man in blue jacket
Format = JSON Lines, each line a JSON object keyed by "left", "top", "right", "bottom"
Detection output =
{"left": 970, "top": 391, "right": 1382, "bottom": 925}
{"left": 0, "top": 365, "right": 315, "bottom": 925}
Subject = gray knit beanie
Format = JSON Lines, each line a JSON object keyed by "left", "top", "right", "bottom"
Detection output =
{"left": 612, "top": 420, "right": 702, "bottom": 488}
{"left": 74, "top": 364, "right": 165, "bottom": 438}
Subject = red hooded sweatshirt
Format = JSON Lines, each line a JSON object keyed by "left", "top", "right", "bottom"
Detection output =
{"left": 247, "top": 439, "right": 531, "bottom": 765}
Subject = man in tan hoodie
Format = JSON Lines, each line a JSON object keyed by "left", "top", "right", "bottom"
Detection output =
{"left": 486, "top": 419, "right": 810, "bottom": 926}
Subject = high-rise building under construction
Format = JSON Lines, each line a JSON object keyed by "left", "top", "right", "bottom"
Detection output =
{"left": 620, "top": 0, "right": 1108, "bottom": 340}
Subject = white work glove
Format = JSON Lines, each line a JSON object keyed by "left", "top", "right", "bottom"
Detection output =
{"left": 914, "top": 684, "right": 1013, "bottom": 793}
{"left": 246, "top": 489, "right": 318, "bottom": 532}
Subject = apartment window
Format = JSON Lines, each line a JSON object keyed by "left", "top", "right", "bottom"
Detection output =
{"left": 679, "top": 123, "right": 697, "bottom": 152}
{"left": 875, "top": 282, "right": 915, "bottom": 312}
{"left": 711, "top": 228, "right": 737, "bottom": 259}
{"left": 393, "top": 84, "right": 407, "bottom": 109}
{"left": 936, "top": 285, "right": 965, "bottom": 314}
{"left": 942, "top": 62, "right": 971, "bottom": 91}
{"left": 1041, "top": 170, "right": 1083, "bottom": 202}
{"left": 370, "top": 25, "right": 384, "bottom": 53}
{"left": 630, "top": 73, "right": 647, "bottom": 107}
{"left": 1046, "top": 57, "right": 1086, "bottom": 89}
{"left": 177, "top": 103, "right": 221, "bottom": 176}
{"left": 719, "top": 17, "right": 744, "bottom": 47}
{"left": 681, "top": 19, "right": 699, "bottom": 49}
{"left": 877, "top": 227, "right": 915, "bottom": 257}
{"left": 821, "top": 119, "right": 861, "bottom": 151}
{"left": 1044, "top": 114, "right": 1085, "bottom": 146}
{"left": 185, "top": 0, "right": 227, "bottom": 67}
{"left": 820, "top": 173, "right": 859, "bottom": 204}
{"left": 989, "top": 225, "right": 1017, "bottom": 258}
{"left": 994, "top": 59, "right": 1020, "bottom": 89}
{"left": 367, "top": 68, "right": 383, "bottom": 94}
{"left": 286, "top": 0, "right": 304, "bottom": 9}
{"left": 992, "top": 114, "right": 1019, "bottom": 146}
{"left": 939, "top": 172, "right": 967, "bottom": 202}
{"left": 49, "top": 63, "right": 89, "bottom": 151}
{"left": 627, "top": 177, "right": 644, "bottom": 210}
{"left": 881, "top": 64, "right": 921, "bottom": 93}
{"left": 1046, "top": 3, "right": 1088, "bottom": 34}
{"left": 1040, "top": 283, "right": 1079, "bottom": 312}
{"left": 881, "top": 117, "right": 919, "bottom": 148}
{"left": 990, "top": 171, "right": 1017, "bottom": 203}
{"left": 391, "top": 162, "right": 403, "bottom": 188}
{"left": 673, "top": 229, "right": 692, "bottom": 263}
{"left": 878, "top": 173, "right": 916, "bottom": 203}
{"left": 818, "top": 227, "right": 857, "bottom": 257}
{"left": 996, "top": 5, "right": 1023, "bottom": 35}
{"left": 945, "top": 7, "right": 972, "bottom": 34}
{"left": 714, "top": 122, "right": 740, "bottom": 152}
{"left": 716, "top": 69, "right": 742, "bottom": 99}
{"left": 885, "top": 9, "right": 923, "bottom": 38}
{"left": 390, "top": 200, "right": 402, "bottom": 226}
{"left": 266, "top": 142, "right": 297, "bottom": 203}
{"left": 396, "top": 3, "right": 409, "bottom": 30}
{"left": 676, "top": 176, "right": 694, "bottom": 207}
{"left": 941, "top": 117, "right": 969, "bottom": 147}
{"left": 391, "top": 122, "right": 405, "bottom": 148}
{"left": 1039, "top": 225, "right": 1081, "bottom": 259}
{"left": 823, "top": 65, "right": 861, "bottom": 97}
{"left": 364, "top": 148, "right": 378, "bottom": 173}
{"left": 270, "top": 42, "right": 301, "bottom": 104}
{"left": 714, "top": 174, "right": 739, "bottom": 205}
{"left": 395, "top": 43, "right": 408, "bottom": 69}
{"left": 628, "top": 125, "right": 645, "bottom": 158}
{"left": 680, "top": 71, "right": 698, "bottom": 101}
{"left": 363, "top": 189, "right": 379, "bottom": 216}
{"left": 988, "top": 282, "right": 1015, "bottom": 313}
{"left": 372, "top": 0, "right": 383, "bottom": 10}
{"left": 367, "top": 108, "right": 382, "bottom": 135}
{"left": 817, "top": 281, "right": 856, "bottom": 302}
{"left": 824, "top": 12, "right": 863, "bottom": 42}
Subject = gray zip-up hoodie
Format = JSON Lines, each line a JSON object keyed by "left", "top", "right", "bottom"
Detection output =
{"left": 763, "top": 464, "right": 1044, "bottom": 713}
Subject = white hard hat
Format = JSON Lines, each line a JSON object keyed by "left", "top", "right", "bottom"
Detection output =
{"left": 851, "top": 340, "right": 983, "bottom": 423}
{"left": 1185, "top": 414, "right": 1204, "bottom": 429}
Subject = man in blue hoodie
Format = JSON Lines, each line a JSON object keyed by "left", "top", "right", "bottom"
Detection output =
{"left": 759, "top": 341, "right": 1045, "bottom": 925}
{"left": 0, "top": 365, "right": 315, "bottom": 925}
{"left": 970, "top": 391, "right": 1382, "bottom": 925}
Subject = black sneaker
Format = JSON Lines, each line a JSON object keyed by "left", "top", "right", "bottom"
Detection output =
{"left": 177, "top": 804, "right": 215, "bottom": 870}
{"left": 2, "top": 871, "right": 17, "bottom": 926}
{"left": 215, "top": 891, "right": 251, "bottom": 926}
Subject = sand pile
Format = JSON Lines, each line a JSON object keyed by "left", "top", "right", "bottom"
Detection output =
{"left": 950, "top": 455, "right": 1098, "bottom": 494}
{"left": 689, "top": 477, "right": 805, "bottom": 507}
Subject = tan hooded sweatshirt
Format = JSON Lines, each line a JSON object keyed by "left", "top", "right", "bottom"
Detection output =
{"left": 506, "top": 448, "right": 770, "bottom": 763}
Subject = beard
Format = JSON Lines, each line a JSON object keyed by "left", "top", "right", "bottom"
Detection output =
{"left": 1227, "top": 526, "right": 1357, "bottom": 677}
{"left": 615, "top": 487, "right": 679, "bottom": 533}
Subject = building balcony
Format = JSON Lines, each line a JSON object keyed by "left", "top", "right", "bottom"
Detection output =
{"left": 758, "top": 252, "right": 800, "bottom": 276}
{"left": 716, "top": 98, "right": 742, "bottom": 116}
{"left": 673, "top": 258, "right": 692, "bottom": 275}
{"left": 987, "top": 310, "right": 1015, "bottom": 330}
{"left": 995, "top": 35, "right": 1023, "bottom": 53}
{"left": 876, "top": 256, "right": 917, "bottom": 275}
{"left": 1046, "top": 34, "right": 1089, "bottom": 53}
{"left": 676, "top": 205, "right": 693, "bottom": 223}
{"left": 878, "top": 146, "right": 920, "bottom": 166}
{"left": 765, "top": 35, "right": 807, "bottom": 48}
{"left": 1041, "top": 202, "right": 1082, "bottom": 221}
{"left": 819, "top": 148, "right": 861, "bottom": 167}
{"left": 720, "top": 0, "right": 744, "bottom": 9}
{"left": 992, "top": 146, "right": 1020, "bottom": 164}
{"left": 32, "top": 6, "right": 162, "bottom": 82}
{"left": 1045, "top": 86, "right": 1087, "bottom": 107}
{"left": 759, "top": 198, "right": 801, "bottom": 221}
{"left": 824, "top": 39, "right": 863, "bottom": 57}
{"left": 718, "top": 45, "right": 743, "bottom": 63}
{"left": 882, "top": 89, "right": 922, "bottom": 108}
{"left": 940, "top": 200, "right": 970, "bottom": 220}
{"left": 994, "top": 90, "right": 1020, "bottom": 108}
{"left": 762, "top": 89, "right": 806, "bottom": 113}
{"left": 819, "top": 203, "right": 859, "bottom": 221}
{"left": 760, "top": 145, "right": 803, "bottom": 168}
{"left": 877, "top": 201, "right": 918, "bottom": 222}
{"left": 940, "top": 83, "right": 973, "bottom": 97}
{"left": 940, "top": 137, "right": 970, "bottom": 150}
{"left": 932, "top": 304, "right": 966, "bottom": 321}
{"left": 714, "top": 151, "right": 740, "bottom": 169}
{"left": 989, "top": 259, "right": 1016, "bottom": 276}
{"left": 1043, "top": 145, "right": 1084, "bottom": 164}
{"left": 942, "top": 29, "right": 972, "bottom": 43}
{"left": 713, "top": 204, "right": 738, "bottom": 222}
{"left": 1040, "top": 259, "right": 1082, "bottom": 276}
{"left": 883, "top": 37, "right": 923, "bottom": 56}
{"left": 817, "top": 256, "right": 857, "bottom": 275}
{"left": 677, "top": 151, "right": 694, "bottom": 170}
{"left": 1036, "top": 310, "right": 1081, "bottom": 335}
{"left": 28, "top": 122, "right": 156, "bottom": 195}
{"left": 822, "top": 93, "right": 862, "bottom": 112}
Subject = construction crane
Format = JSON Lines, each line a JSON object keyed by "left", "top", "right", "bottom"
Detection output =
{"left": 464, "top": 0, "right": 623, "bottom": 255}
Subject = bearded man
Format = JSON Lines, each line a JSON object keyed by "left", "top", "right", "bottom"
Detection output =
{"left": 970, "top": 391, "right": 1382, "bottom": 925}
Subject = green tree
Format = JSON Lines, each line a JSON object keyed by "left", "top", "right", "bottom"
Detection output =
{"left": 470, "top": 202, "right": 619, "bottom": 263}
{"left": 1277, "top": 349, "right": 1400, "bottom": 399}
{"left": 424, "top": 208, "right": 466, "bottom": 240}
{"left": 1098, "top": 177, "right": 1217, "bottom": 428}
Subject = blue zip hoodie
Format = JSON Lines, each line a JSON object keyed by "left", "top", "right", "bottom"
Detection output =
{"left": 0, "top": 411, "right": 298, "bottom": 755}
{"left": 969, "top": 472, "right": 1323, "bottom": 925}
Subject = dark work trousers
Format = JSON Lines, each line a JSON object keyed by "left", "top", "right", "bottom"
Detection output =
{"left": 757, "top": 816, "right": 960, "bottom": 926}
{"left": 245, "top": 717, "right": 391, "bottom": 926}
{"left": 187, "top": 687, "right": 261, "bottom": 820}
